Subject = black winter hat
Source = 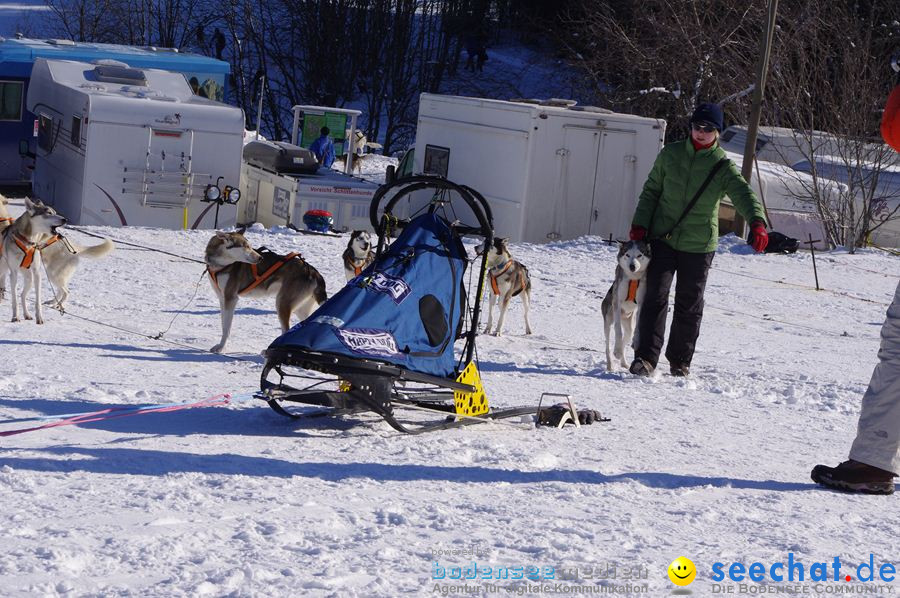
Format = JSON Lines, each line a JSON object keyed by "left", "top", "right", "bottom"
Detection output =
{"left": 690, "top": 102, "right": 724, "bottom": 132}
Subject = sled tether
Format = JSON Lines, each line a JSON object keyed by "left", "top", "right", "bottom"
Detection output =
{"left": 256, "top": 175, "right": 539, "bottom": 433}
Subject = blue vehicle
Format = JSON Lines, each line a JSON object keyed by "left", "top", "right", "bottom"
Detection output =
{"left": 0, "top": 36, "right": 229, "bottom": 185}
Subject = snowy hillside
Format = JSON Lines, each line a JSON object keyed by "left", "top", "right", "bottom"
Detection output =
{"left": 0, "top": 199, "right": 899, "bottom": 597}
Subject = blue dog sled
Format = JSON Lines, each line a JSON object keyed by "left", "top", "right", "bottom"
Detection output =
{"left": 257, "top": 175, "right": 536, "bottom": 433}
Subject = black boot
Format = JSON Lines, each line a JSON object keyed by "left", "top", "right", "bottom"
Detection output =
{"left": 629, "top": 357, "right": 654, "bottom": 377}
{"left": 670, "top": 363, "right": 690, "bottom": 377}
{"left": 811, "top": 460, "right": 896, "bottom": 495}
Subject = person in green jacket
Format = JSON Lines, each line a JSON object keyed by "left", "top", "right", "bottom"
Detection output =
{"left": 628, "top": 102, "right": 769, "bottom": 378}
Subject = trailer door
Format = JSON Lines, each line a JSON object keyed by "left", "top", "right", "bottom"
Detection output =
{"left": 591, "top": 128, "right": 638, "bottom": 239}
{"left": 557, "top": 126, "right": 601, "bottom": 240}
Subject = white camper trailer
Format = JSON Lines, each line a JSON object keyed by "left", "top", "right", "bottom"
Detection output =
{"left": 404, "top": 94, "right": 666, "bottom": 243}
{"left": 27, "top": 58, "right": 244, "bottom": 229}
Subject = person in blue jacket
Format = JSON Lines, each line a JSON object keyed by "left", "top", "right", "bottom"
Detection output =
{"left": 309, "top": 126, "right": 336, "bottom": 168}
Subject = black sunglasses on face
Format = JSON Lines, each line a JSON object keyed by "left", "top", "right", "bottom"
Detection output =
{"left": 692, "top": 122, "right": 717, "bottom": 133}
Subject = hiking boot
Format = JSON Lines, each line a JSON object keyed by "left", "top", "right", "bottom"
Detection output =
{"left": 670, "top": 363, "right": 690, "bottom": 377}
{"left": 811, "top": 460, "right": 896, "bottom": 495}
{"left": 629, "top": 358, "right": 654, "bottom": 377}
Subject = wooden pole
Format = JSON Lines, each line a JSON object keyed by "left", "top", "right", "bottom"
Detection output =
{"left": 736, "top": 0, "right": 779, "bottom": 235}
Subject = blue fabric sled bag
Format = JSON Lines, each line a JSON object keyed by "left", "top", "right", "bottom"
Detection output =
{"left": 267, "top": 213, "right": 468, "bottom": 378}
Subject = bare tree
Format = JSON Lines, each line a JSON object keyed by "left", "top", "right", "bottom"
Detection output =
{"left": 765, "top": 0, "right": 900, "bottom": 251}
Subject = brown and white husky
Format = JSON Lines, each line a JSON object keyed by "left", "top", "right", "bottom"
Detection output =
{"left": 481, "top": 237, "right": 533, "bottom": 336}
{"left": 204, "top": 230, "right": 327, "bottom": 353}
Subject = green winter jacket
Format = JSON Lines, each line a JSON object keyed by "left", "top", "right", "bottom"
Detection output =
{"left": 632, "top": 139, "right": 767, "bottom": 253}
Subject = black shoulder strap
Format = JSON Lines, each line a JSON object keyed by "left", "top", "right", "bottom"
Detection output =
{"left": 658, "top": 157, "right": 730, "bottom": 240}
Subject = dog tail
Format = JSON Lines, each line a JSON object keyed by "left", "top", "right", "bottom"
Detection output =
{"left": 76, "top": 238, "right": 115, "bottom": 258}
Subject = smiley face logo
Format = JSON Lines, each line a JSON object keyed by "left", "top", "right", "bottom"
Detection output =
{"left": 667, "top": 556, "right": 696, "bottom": 586}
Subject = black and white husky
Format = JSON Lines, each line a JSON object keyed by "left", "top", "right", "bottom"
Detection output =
{"left": 204, "top": 230, "right": 327, "bottom": 353}
{"left": 601, "top": 240, "right": 651, "bottom": 371}
{"left": 481, "top": 237, "right": 532, "bottom": 336}
{"left": 0, "top": 198, "right": 67, "bottom": 324}
{"left": 342, "top": 230, "right": 374, "bottom": 280}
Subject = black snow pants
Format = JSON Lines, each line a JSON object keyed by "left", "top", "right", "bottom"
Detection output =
{"left": 634, "top": 240, "right": 715, "bottom": 369}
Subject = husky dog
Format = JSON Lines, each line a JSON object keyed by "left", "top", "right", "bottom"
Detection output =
{"left": 601, "top": 240, "right": 651, "bottom": 371}
{"left": 205, "top": 230, "right": 327, "bottom": 353}
{"left": 481, "top": 237, "right": 532, "bottom": 336}
{"left": 0, "top": 194, "right": 115, "bottom": 310}
{"left": 342, "top": 230, "right": 374, "bottom": 280}
{"left": 0, "top": 198, "right": 67, "bottom": 324}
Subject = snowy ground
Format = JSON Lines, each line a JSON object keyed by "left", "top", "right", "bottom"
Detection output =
{"left": 0, "top": 198, "right": 899, "bottom": 597}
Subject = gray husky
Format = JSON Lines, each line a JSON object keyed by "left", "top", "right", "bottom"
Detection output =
{"left": 0, "top": 198, "right": 68, "bottom": 324}
{"left": 601, "top": 240, "right": 651, "bottom": 371}
{"left": 0, "top": 195, "right": 114, "bottom": 310}
{"left": 204, "top": 231, "right": 327, "bottom": 353}
{"left": 481, "top": 237, "right": 533, "bottom": 336}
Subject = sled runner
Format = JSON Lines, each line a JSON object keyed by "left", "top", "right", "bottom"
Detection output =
{"left": 258, "top": 175, "right": 534, "bottom": 433}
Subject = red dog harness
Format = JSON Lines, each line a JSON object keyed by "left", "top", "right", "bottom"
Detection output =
{"left": 208, "top": 252, "right": 300, "bottom": 296}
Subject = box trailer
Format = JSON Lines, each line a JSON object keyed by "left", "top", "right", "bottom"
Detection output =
{"left": 27, "top": 58, "right": 244, "bottom": 229}
{"left": 404, "top": 94, "right": 666, "bottom": 243}
{"left": 238, "top": 147, "right": 379, "bottom": 232}
{"left": 0, "top": 36, "right": 229, "bottom": 186}
{"left": 237, "top": 105, "right": 380, "bottom": 232}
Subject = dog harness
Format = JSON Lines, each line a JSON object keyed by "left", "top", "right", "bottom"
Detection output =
{"left": 489, "top": 260, "right": 527, "bottom": 296}
{"left": 626, "top": 279, "right": 640, "bottom": 303}
{"left": 0, "top": 217, "right": 12, "bottom": 226}
{"left": 208, "top": 252, "right": 300, "bottom": 296}
{"left": 0, "top": 232, "right": 62, "bottom": 269}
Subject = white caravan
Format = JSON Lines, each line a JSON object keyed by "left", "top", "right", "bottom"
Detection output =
{"left": 27, "top": 58, "right": 244, "bottom": 229}
{"left": 402, "top": 94, "right": 666, "bottom": 243}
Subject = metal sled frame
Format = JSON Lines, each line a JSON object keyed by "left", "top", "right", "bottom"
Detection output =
{"left": 258, "top": 175, "right": 533, "bottom": 434}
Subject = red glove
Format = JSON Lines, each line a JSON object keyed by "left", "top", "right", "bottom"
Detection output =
{"left": 749, "top": 220, "right": 768, "bottom": 252}
{"left": 629, "top": 225, "right": 647, "bottom": 241}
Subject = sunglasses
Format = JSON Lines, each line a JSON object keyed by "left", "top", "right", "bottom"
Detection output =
{"left": 692, "top": 122, "right": 717, "bottom": 133}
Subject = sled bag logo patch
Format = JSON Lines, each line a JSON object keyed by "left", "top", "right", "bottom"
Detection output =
{"left": 365, "top": 272, "right": 411, "bottom": 304}
{"left": 336, "top": 328, "right": 401, "bottom": 358}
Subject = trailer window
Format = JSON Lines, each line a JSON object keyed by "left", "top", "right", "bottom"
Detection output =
{"left": 423, "top": 145, "right": 450, "bottom": 177}
{"left": 71, "top": 115, "right": 82, "bottom": 148}
{"left": 0, "top": 81, "right": 23, "bottom": 121}
{"left": 37, "top": 114, "right": 54, "bottom": 151}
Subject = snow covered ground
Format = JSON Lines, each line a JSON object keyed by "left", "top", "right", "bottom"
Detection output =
{"left": 0, "top": 198, "right": 899, "bottom": 597}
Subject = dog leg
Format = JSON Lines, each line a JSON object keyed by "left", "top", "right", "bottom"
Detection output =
{"left": 521, "top": 289, "right": 533, "bottom": 335}
{"left": 494, "top": 295, "right": 511, "bottom": 336}
{"left": 19, "top": 269, "right": 33, "bottom": 321}
{"left": 33, "top": 260, "right": 44, "bottom": 324}
{"left": 9, "top": 266, "right": 19, "bottom": 321}
{"left": 211, "top": 296, "right": 237, "bottom": 353}
{"left": 603, "top": 308, "right": 614, "bottom": 371}
{"left": 483, "top": 293, "right": 496, "bottom": 334}
{"left": 620, "top": 312, "right": 634, "bottom": 369}
{"left": 613, "top": 309, "right": 625, "bottom": 367}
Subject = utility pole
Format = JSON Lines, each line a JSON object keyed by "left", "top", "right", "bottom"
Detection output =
{"left": 736, "top": 0, "right": 778, "bottom": 235}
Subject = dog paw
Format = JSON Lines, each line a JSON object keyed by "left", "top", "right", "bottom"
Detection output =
{"left": 525, "top": 328, "right": 533, "bottom": 335}
{"left": 210, "top": 343, "right": 225, "bottom": 353}
{"left": 36, "top": 317, "right": 44, "bottom": 325}
{"left": 24, "top": 314, "right": 33, "bottom": 321}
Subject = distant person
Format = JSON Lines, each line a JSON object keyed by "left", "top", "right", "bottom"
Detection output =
{"left": 475, "top": 32, "right": 488, "bottom": 73}
{"left": 464, "top": 34, "right": 478, "bottom": 72}
{"left": 309, "top": 126, "right": 336, "bottom": 169}
{"left": 811, "top": 76, "right": 900, "bottom": 495}
{"left": 627, "top": 102, "right": 768, "bottom": 378}
{"left": 213, "top": 28, "right": 226, "bottom": 60}
{"left": 188, "top": 76, "right": 200, "bottom": 95}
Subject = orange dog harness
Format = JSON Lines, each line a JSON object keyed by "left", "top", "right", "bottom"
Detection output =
{"left": 626, "top": 279, "right": 640, "bottom": 302}
{"left": 208, "top": 252, "right": 300, "bottom": 296}
{"left": 0, "top": 233, "right": 61, "bottom": 269}
{"left": 489, "top": 261, "right": 527, "bottom": 296}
